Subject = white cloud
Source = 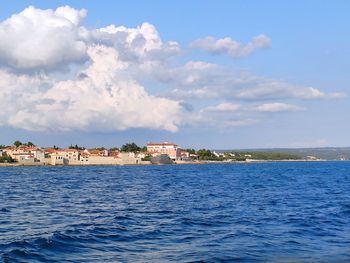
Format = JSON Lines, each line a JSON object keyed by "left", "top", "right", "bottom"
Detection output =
{"left": 0, "top": 6, "right": 88, "bottom": 71}
{"left": 88, "top": 22, "right": 180, "bottom": 70}
{"left": 0, "top": 6, "right": 180, "bottom": 73}
{"left": 0, "top": 5, "right": 346, "bottom": 134}
{"left": 181, "top": 109, "right": 258, "bottom": 129}
{"left": 203, "top": 102, "right": 240, "bottom": 112}
{"left": 0, "top": 45, "right": 181, "bottom": 132}
{"left": 256, "top": 103, "right": 304, "bottom": 112}
{"left": 190, "top": 34, "right": 271, "bottom": 57}
{"left": 165, "top": 62, "right": 345, "bottom": 101}
{"left": 0, "top": 6, "right": 184, "bottom": 132}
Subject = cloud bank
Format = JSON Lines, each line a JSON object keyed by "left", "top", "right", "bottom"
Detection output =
{"left": 0, "top": 6, "right": 181, "bottom": 132}
{"left": 0, "top": 5, "right": 345, "bottom": 133}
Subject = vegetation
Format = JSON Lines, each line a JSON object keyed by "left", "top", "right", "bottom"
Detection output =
{"left": 196, "top": 149, "right": 223, "bottom": 161}
{"left": 185, "top": 148, "right": 196, "bottom": 154}
{"left": 121, "top": 143, "right": 141, "bottom": 153}
{"left": 69, "top": 144, "right": 85, "bottom": 150}
{"left": 0, "top": 156, "right": 15, "bottom": 163}
{"left": 141, "top": 146, "right": 147, "bottom": 152}
{"left": 141, "top": 155, "right": 152, "bottom": 161}
{"left": 224, "top": 151, "right": 301, "bottom": 161}
{"left": 91, "top": 147, "right": 106, "bottom": 151}
{"left": 13, "top": 141, "right": 36, "bottom": 147}
{"left": 13, "top": 140, "right": 22, "bottom": 147}
{"left": 109, "top": 147, "right": 119, "bottom": 152}
{"left": 255, "top": 147, "right": 350, "bottom": 160}
{"left": 187, "top": 149, "right": 301, "bottom": 161}
{"left": 27, "top": 142, "right": 35, "bottom": 147}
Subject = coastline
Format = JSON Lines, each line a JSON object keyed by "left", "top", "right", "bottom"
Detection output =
{"left": 0, "top": 159, "right": 332, "bottom": 167}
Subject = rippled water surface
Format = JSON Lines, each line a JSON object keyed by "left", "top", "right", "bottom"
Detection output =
{"left": 1, "top": 162, "right": 350, "bottom": 262}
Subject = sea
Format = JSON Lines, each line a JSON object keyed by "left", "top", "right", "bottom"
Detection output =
{"left": 1, "top": 162, "right": 350, "bottom": 262}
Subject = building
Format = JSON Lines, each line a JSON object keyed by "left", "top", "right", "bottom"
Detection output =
{"left": 47, "top": 149, "right": 80, "bottom": 165}
{"left": 179, "top": 150, "right": 190, "bottom": 160}
{"left": 147, "top": 142, "right": 181, "bottom": 160}
{"left": 50, "top": 152, "right": 67, "bottom": 165}
{"left": 4, "top": 146, "right": 45, "bottom": 163}
{"left": 84, "top": 149, "right": 110, "bottom": 157}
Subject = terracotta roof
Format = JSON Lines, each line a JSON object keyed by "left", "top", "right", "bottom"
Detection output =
{"left": 45, "top": 148, "right": 57, "bottom": 154}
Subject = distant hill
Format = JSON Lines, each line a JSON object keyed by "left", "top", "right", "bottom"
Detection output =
{"left": 216, "top": 147, "right": 350, "bottom": 160}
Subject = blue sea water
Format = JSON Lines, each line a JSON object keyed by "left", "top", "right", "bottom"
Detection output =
{"left": 1, "top": 162, "right": 350, "bottom": 262}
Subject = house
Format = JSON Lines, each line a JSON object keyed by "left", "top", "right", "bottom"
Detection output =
{"left": 147, "top": 142, "right": 182, "bottom": 160}
{"left": 109, "top": 150, "right": 119, "bottom": 157}
{"left": 84, "top": 149, "right": 110, "bottom": 157}
{"left": 0, "top": 149, "right": 3, "bottom": 157}
{"left": 50, "top": 151, "right": 67, "bottom": 165}
{"left": 179, "top": 150, "right": 190, "bottom": 160}
{"left": 63, "top": 149, "right": 80, "bottom": 162}
{"left": 118, "top": 152, "right": 142, "bottom": 164}
{"left": 4, "top": 146, "right": 45, "bottom": 163}
{"left": 213, "top": 151, "right": 225, "bottom": 158}
{"left": 79, "top": 150, "right": 118, "bottom": 165}
{"left": 48, "top": 149, "right": 80, "bottom": 165}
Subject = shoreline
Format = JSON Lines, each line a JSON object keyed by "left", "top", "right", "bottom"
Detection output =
{"left": 0, "top": 159, "right": 339, "bottom": 167}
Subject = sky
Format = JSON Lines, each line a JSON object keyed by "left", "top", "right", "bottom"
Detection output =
{"left": 0, "top": 1, "right": 349, "bottom": 149}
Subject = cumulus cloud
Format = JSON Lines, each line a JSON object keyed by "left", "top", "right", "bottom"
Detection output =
{"left": 0, "top": 5, "right": 346, "bottom": 133}
{"left": 190, "top": 34, "right": 271, "bottom": 57}
{"left": 90, "top": 23, "right": 180, "bottom": 62}
{"left": 0, "top": 6, "right": 180, "bottom": 73}
{"left": 256, "top": 103, "right": 304, "bottom": 112}
{"left": 0, "top": 6, "right": 88, "bottom": 71}
{"left": 0, "top": 6, "right": 185, "bottom": 132}
{"left": 0, "top": 45, "right": 181, "bottom": 132}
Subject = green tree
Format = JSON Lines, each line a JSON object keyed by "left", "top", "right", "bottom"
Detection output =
{"left": 94, "top": 147, "right": 106, "bottom": 151}
{"left": 109, "top": 147, "right": 119, "bottom": 151}
{"left": 197, "top": 149, "right": 215, "bottom": 160}
{"left": 141, "top": 146, "right": 147, "bottom": 152}
{"left": 69, "top": 144, "right": 85, "bottom": 150}
{"left": 13, "top": 140, "right": 23, "bottom": 148}
{"left": 121, "top": 143, "right": 141, "bottom": 152}
{"left": 0, "top": 156, "right": 15, "bottom": 163}
{"left": 27, "top": 141, "right": 35, "bottom": 147}
{"left": 141, "top": 155, "right": 152, "bottom": 161}
{"left": 185, "top": 148, "right": 196, "bottom": 154}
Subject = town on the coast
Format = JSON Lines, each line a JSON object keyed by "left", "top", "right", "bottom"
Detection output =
{"left": 0, "top": 140, "right": 323, "bottom": 166}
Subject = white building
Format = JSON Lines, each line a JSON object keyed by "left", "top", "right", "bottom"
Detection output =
{"left": 4, "top": 146, "right": 44, "bottom": 163}
{"left": 49, "top": 149, "right": 80, "bottom": 165}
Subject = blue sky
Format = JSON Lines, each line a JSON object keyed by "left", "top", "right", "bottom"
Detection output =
{"left": 0, "top": 1, "right": 349, "bottom": 149}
